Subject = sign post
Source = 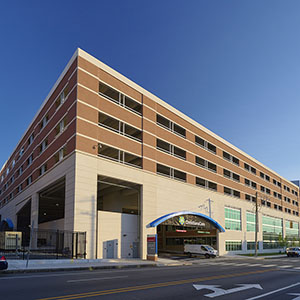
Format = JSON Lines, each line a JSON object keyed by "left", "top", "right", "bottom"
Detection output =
{"left": 147, "top": 234, "right": 157, "bottom": 261}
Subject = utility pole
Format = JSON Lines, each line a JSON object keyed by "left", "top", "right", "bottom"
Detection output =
{"left": 255, "top": 192, "right": 259, "bottom": 257}
{"left": 208, "top": 198, "right": 212, "bottom": 218}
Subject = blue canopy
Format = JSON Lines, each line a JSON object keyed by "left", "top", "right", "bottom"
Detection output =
{"left": 148, "top": 211, "right": 225, "bottom": 232}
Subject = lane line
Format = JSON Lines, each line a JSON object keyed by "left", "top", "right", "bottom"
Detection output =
{"left": 246, "top": 282, "right": 300, "bottom": 300}
{"left": 260, "top": 264, "right": 275, "bottom": 267}
{"left": 36, "top": 268, "right": 276, "bottom": 300}
{"left": 278, "top": 265, "right": 293, "bottom": 268}
{"left": 67, "top": 275, "right": 128, "bottom": 283}
{"left": 0, "top": 265, "right": 200, "bottom": 280}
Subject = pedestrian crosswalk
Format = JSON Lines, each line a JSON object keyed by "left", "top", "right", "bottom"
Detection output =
{"left": 169, "top": 258, "right": 300, "bottom": 271}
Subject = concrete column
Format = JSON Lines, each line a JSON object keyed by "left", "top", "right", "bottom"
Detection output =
{"left": 73, "top": 153, "right": 98, "bottom": 259}
{"left": 30, "top": 193, "right": 39, "bottom": 249}
{"left": 30, "top": 193, "right": 39, "bottom": 229}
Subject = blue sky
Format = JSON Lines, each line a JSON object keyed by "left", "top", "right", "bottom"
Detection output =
{"left": 0, "top": 0, "right": 299, "bottom": 180}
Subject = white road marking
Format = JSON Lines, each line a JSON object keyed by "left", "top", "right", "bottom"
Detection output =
{"left": 246, "top": 282, "right": 300, "bottom": 300}
{"left": 67, "top": 275, "right": 128, "bottom": 283}
{"left": 193, "top": 284, "right": 262, "bottom": 298}
{"left": 294, "top": 267, "right": 300, "bottom": 270}
{"left": 278, "top": 265, "right": 293, "bottom": 268}
{"left": 260, "top": 264, "right": 275, "bottom": 267}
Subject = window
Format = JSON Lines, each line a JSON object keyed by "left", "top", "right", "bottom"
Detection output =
{"left": 39, "top": 139, "right": 48, "bottom": 153}
{"left": 17, "top": 184, "right": 22, "bottom": 193}
{"left": 247, "top": 242, "right": 256, "bottom": 250}
{"left": 223, "top": 169, "right": 240, "bottom": 182}
{"left": 157, "top": 164, "right": 170, "bottom": 177}
{"left": 245, "top": 194, "right": 256, "bottom": 202}
{"left": 19, "top": 147, "right": 24, "bottom": 159}
{"left": 55, "top": 147, "right": 67, "bottom": 163}
{"left": 245, "top": 178, "right": 256, "bottom": 189}
{"left": 244, "top": 163, "right": 256, "bottom": 174}
{"left": 124, "top": 96, "right": 142, "bottom": 114}
{"left": 99, "top": 82, "right": 120, "bottom": 102}
{"left": 18, "top": 166, "right": 23, "bottom": 176}
{"left": 225, "top": 241, "right": 242, "bottom": 251}
{"left": 55, "top": 118, "right": 67, "bottom": 136}
{"left": 98, "top": 143, "right": 142, "bottom": 168}
{"left": 225, "top": 208, "right": 241, "bottom": 231}
{"left": 55, "top": 87, "right": 68, "bottom": 108}
{"left": 99, "top": 112, "right": 142, "bottom": 142}
{"left": 156, "top": 139, "right": 186, "bottom": 160}
{"left": 99, "top": 82, "right": 142, "bottom": 115}
{"left": 28, "top": 133, "right": 34, "bottom": 146}
{"left": 223, "top": 151, "right": 239, "bottom": 166}
{"left": 157, "top": 114, "right": 170, "bottom": 128}
{"left": 156, "top": 163, "right": 186, "bottom": 182}
{"left": 246, "top": 212, "right": 256, "bottom": 232}
{"left": 262, "top": 215, "right": 282, "bottom": 248}
{"left": 207, "top": 143, "right": 216, "bottom": 153}
{"left": 195, "top": 156, "right": 217, "bottom": 172}
{"left": 196, "top": 177, "right": 217, "bottom": 191}
{"left": 40, "top": 115, "right": 49, "bottom": 130}
{"left": 27, "top": 154, "right": 33, "bottom": 166}
{"left": 27, "top": 176, "right": 32, "bottom": 186}
{"left": 124, "top": 124, "right": 142, "bottom": 142}
{"left": 195, "top": 135, "right": 216, "bottom": 154}
{"left": 223, "top": 169, "right": 230, "bottom": 178}
{"left": 265, "top": 175, "right": 270, "bottom": 181}
{"left": 224, "top": 187, "right": 240, "bottom": 198}
{"left": 39, "top": 164, "right": 47, "bottom": 176}
{"left": 273, "top": 179, "right": 281, "bottom": 187}
{"left": 195, "top": 136, "right": 205, "bottom": 147}
{"left": 156, "top": 114, "right": 186, "bottom": 138}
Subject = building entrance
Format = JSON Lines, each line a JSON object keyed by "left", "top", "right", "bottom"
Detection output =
{"left": 150, "top": 212, "right": 225, "bottom": 255}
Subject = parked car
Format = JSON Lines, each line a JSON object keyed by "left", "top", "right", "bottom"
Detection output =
{"left": 286, "top": 247, "right": 300, "bottom": 257}
{"left": 184, "top": 244, "right": 218, "bottom": 258}
{"left": 0, "top": 256, "right": 8, "bottom": 270}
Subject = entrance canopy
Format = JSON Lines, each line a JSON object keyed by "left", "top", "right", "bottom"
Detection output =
{"left": 148, "top": 211, "right": 225, "bottom": 232}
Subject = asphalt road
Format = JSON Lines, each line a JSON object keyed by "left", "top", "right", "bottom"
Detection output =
{"left": 2, "top": 257, "right": 300, "bottom": 300}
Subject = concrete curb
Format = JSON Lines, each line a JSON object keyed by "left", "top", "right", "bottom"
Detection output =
{"left": 2, "top": 263, "right": 159, "bottom": 274}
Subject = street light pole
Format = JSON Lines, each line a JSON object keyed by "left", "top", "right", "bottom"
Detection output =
{"left": 255, "top": 192, "right": 259, "bottom": 257}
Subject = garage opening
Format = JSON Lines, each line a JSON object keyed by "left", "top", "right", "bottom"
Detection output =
{"left": 150, "top": 212, "right": 225, "bottom": 256}
{"left": 97, "top": 175, "right": 141, "bottom": 259}
{"left": 38, "top": 178, "right": 65, "bottom": 230}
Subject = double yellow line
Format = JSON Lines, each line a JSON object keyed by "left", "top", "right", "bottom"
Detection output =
{"left": 38, "top": 268, "right": 275, "bottom": 300}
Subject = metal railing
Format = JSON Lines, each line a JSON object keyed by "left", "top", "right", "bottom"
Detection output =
{"left": 0, "top": 229, "right": 86, "bottom": 260}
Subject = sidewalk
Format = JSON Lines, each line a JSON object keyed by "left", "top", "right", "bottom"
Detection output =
{"left": 3, "top": 258, "right": 181, "bottom": 274}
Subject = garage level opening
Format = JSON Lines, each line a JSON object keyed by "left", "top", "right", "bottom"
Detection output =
{"left": 38, "top": 178, "right": 65, "bottom": 230}
{"left": 97, "top": 175, "right": 141, "bottom": 259}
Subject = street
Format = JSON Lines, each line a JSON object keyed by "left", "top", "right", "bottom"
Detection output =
{"left": 2, "top": 257, "right": 300, "bottom": 299}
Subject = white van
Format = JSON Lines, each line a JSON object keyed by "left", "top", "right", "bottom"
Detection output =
{"left": 184, "top": 244, "right": 218, "bottom": 258}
